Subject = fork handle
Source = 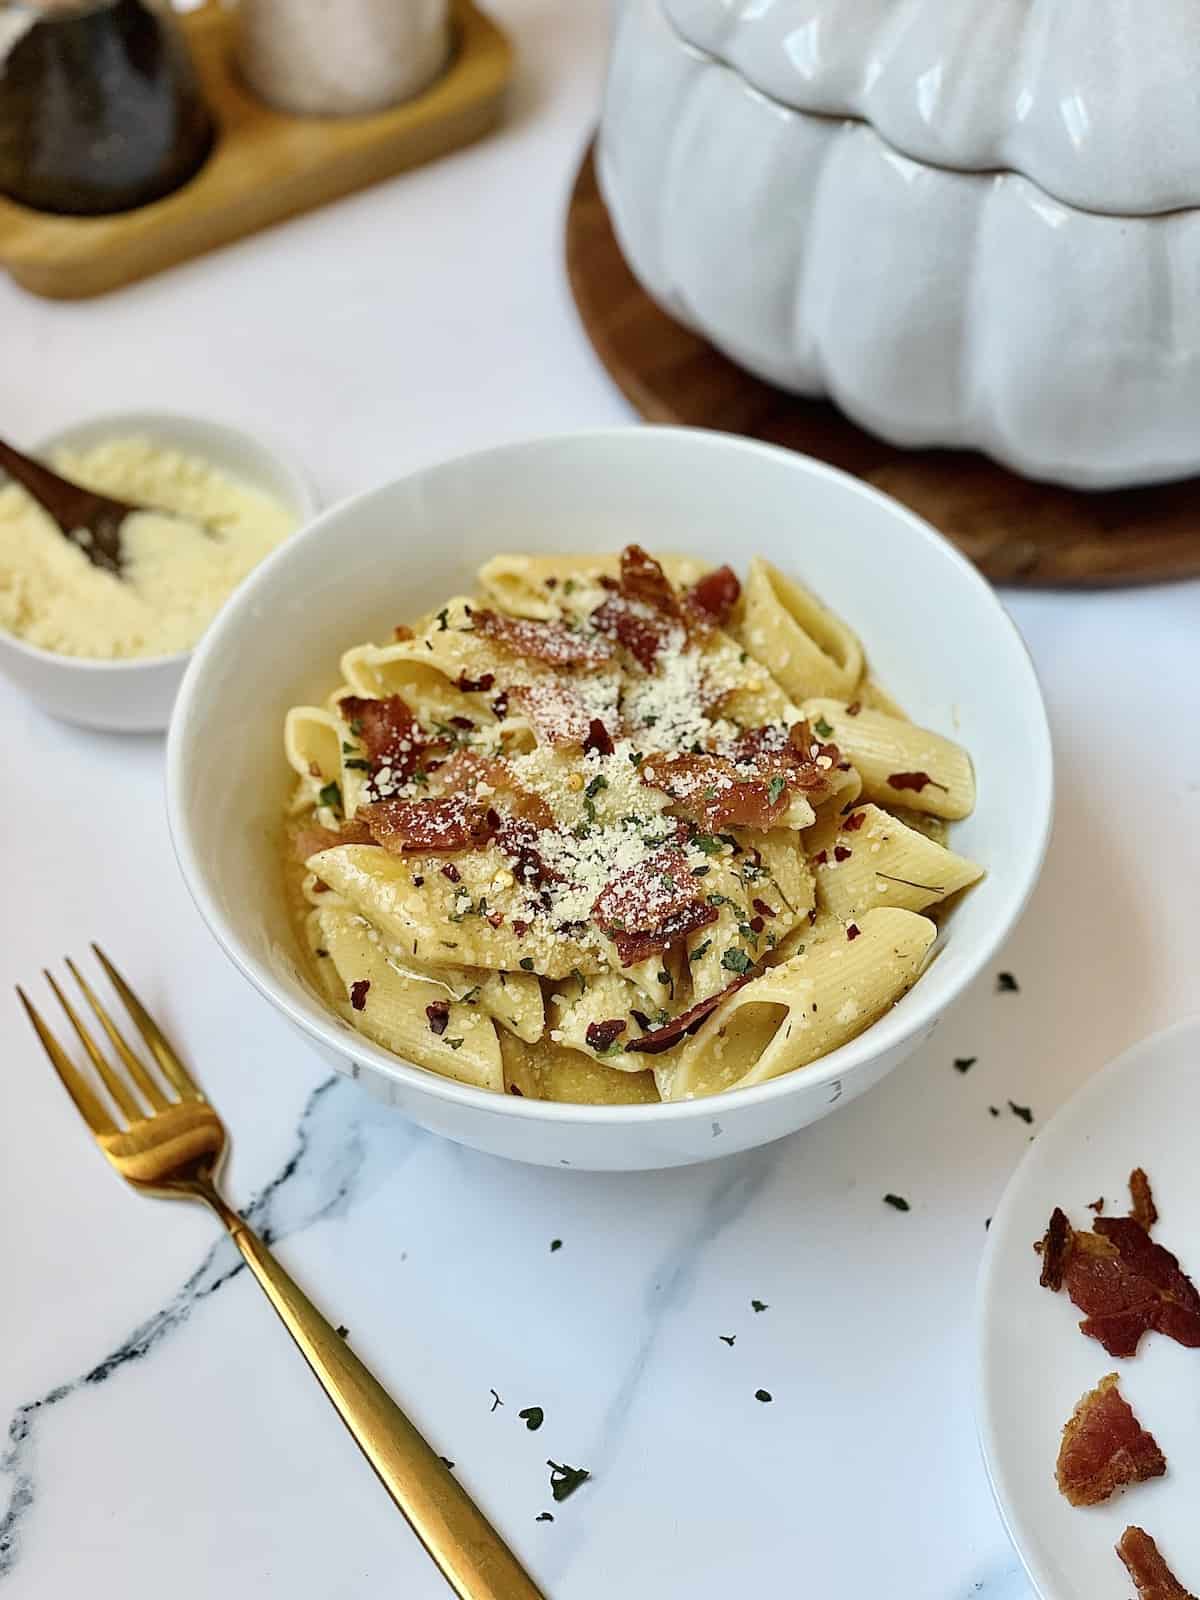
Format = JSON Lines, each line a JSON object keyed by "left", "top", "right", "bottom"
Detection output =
{"left": 205, "top": 1191, "right": 546, "bottom": 1600}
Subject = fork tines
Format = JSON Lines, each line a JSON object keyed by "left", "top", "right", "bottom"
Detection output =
{"left": 17, "top": 944, "right": 202, "bottom": 1133}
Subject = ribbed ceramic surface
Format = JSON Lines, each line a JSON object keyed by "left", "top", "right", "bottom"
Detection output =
{"left": 662, "top": 0, "right": 1200, "bottom": 217}
{"left": 598, "top": 0, "right": 1200, "bottom": 489}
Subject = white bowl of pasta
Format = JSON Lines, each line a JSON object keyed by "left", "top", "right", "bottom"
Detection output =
{"left": 167, "top": 428, "right": 1051, "bottom": 1171}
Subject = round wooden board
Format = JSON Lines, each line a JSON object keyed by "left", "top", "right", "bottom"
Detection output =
{"left": 566, "top": 144, "right": 1200, "bottom": 588}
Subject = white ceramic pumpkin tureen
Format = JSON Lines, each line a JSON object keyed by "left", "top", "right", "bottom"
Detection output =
{"left": 598, "top": 0, "right": 1200, "bottom": 490}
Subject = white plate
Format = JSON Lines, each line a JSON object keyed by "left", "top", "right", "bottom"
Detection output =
{"left": 978, "top": 1018, "right": 1200, "bottom": 1600}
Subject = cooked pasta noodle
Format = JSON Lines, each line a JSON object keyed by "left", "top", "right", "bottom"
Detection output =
{"left": 282, "top": 547, "right": 981, "bottom": 1102}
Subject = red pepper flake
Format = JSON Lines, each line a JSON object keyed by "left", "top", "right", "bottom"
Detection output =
{"left": 544, "top": 576, "right": 558, "bottom": 589}
{"left": 751, "top": 898, "right": 776, "bottom": 920}
{"left": 887, "top": 770, "right": 948, "bottom": 794}
{"left": 846, "top": 923, "right": 861, "bottom": 940}
{"left": 625, "top": 976, "right": 750, "bottom": 1055}
{"left": 349, "top": 980, "right": 370, "bottom": 1011}
{"left": 449, "top": 715, "right": 475, "bottom": 731}
{"left": 512, "top": 919, "right": 530, "bottom": 939}
{"left": 583, "top": 718, "right": 615, "bottom": 757}
{"left": 812, "top": 850, "right": 828, "bottom": 866}
{"left": 486, "top": 911, "right": 505, "bottom": 928}
{"left": 1129, "top": 1167, "right": 1158, "bottom": 1231}
{"left": 846, "top": 700, "right": 862, "bottom": 716}
{"left": 833, "top": 845, "right": 852, "bottom": 862}
{"left": 749, "top": 916, "right": 765, "bottom": 934}
{"left": 455, "top": 671, "right": 496, "bottom": 693}
{"left": 585, "top": 1018, "right": 627, "bottom": 1052}
{"left": 842, "top": 809, "right": 867, "bottom": 833}
{"left": 1117, "top": 1527, "right": 1198, "bottom": 1600}
{"left": 425, "top": 1000, "right": 450, "bottom": 1036}
{"left": 441, "top": 862, "right": 461, "bottom": 883}
{"left": 491, "top": 690, "right": 509, "bottom": 719}
{"left": 1036, "top": 1206, "right": 1200, "bottom": 1357}
{"left": 311, "top": 879, "right": 330, "bottom": 894}
{"left": 473, "top": 609, "right": 613, "bottom": 669}
{"left": 1087, "top": 1197, "right": 1106, "bottom": 1214}
{"left": 393, "top": 624, "right": 415, "bottom": 641}
{"left": 1056, "top": 1375, "right": 1166, "bottom": 1508}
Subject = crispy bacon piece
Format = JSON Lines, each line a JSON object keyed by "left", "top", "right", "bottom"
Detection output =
{"left": 472, "top": 608, "right": 612, "bottom": 669}
{"left": 624, "top": 976, "right": 750, "bottom": 1055}
{"left": 585, "top": 1019, "right": 627, "bottom": 1052}
{"left": 683, "top": 565, "right": 740, "bottom": 631}
{"left": 358, "top": 798, "right": 494, "bottom": 855}
{"left": 619, "top": 544, "right": 683, "bottom": 620}
{"left": 340, "top": 695, "right": 425, "bottom": 775}
{"left": 1036, "top": 1208, "right": 1200, "bottom": 1357}
{"left": 640, "top": 752, "right": 789, "bottom": 831}
{"left": 512, "top": 680, "right": 592, "bottom": 746}
{"left": 887, "top": 770, "right": 947, "bottom": 794}
{"left": 1130, "top": 1167, "right": 1158, "bottom": 1231}
{"left": 290, "top": 817, "right": 377, "bottom": 863}
{"left": 432, "top": 750, "right": 555, "bottom": 830}
{"left": 729, "top": 720, "right": 841, "bottom": 789}
{"left": 1118, "top": 1528, "right": 1198, "bottom": 1600}
{"left": 1039, "top": 1206, "right": 1075, "bottom": 1291}
{"left": 1056, "top": 1374, "right": 1166, "bottom": 1507}
{"left": 592, "top": 849, "right": 718, "bottom": 967}
{"left": 590, "top": 595, "right": 674, "bottom": 672}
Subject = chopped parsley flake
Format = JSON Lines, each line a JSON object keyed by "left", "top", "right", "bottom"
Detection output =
{"left": 536, "top": 1512, "right": 554, "bottom": 1523}
{"left": 343, "top": 757, "right": 372, "bottom": 772}
{"left": 689, "top": 940, "right": 712, "bottom": 963}
{"left": 813, "top": 716, "right": 834, "bottom": 738}
{"left": 722, "top": 948, "right": 752, "bottom": 975}
{"left": 720, "top": 1335, "right": 736, "bottom": 1347}
{"left": 436, "top": 607, "right": 449, "bottom": 631}
{"left": 997, "top": 971, "right": 1020, "bottom": 993}
{"left": 317, "top": 780, "right": 342, "bottom": 813}
{"left": 490, "top": 1388, "right": 503, "bottom": 1412}
{"left": 550, "top": 1238, "right": 562, "bottom": 1252}
{"left": 954, "top": 1057, "right": 977, "bottom": 1073}
{"left": 446, "top": 1037, "right": 464, "bottom": 1050}
{"left": 548, "top": 1460, "right": 590, "bottom": 1503}
{"left": 754, "top": 1389, "right": 773, "bottom": 1404}
{"left": 767, "top": 775, "right": 787, "bottom": 806}
{"left": 884, "top": 1193, "right": 910, "bottom": 1212}
{"left": 519, "top": 1406, "right": 545, "bottom": 1431}
{"left": 1008, "top": 1100, "right": 1033, "bottom": 1124}
{"left": 751, "top": 1299, "right": 768, "bottom": 1313}
{"left": 520, "top": 957, "right": 535, "bottom": 972}
{"left": 584, "top": 774, "right": 608, "bottom": 799}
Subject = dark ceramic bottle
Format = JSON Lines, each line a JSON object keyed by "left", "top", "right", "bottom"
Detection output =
{"left": 0, "top": 0, "right": 214, "bottom": 215}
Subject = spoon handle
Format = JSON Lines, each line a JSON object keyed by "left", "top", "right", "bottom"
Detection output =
{"left": 0, "top": 435, "right": 129, "bottom": 573}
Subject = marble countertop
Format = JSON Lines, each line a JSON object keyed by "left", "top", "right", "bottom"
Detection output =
{"left": 2, "top": 3, "right": 1199, "bottom": 1594}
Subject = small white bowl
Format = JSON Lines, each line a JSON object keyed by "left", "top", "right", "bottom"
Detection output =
{"left": 167, "top": 427, "right": 1053, "bottom": 1171}
{"left": 0, "top": 411, "right": 318, "bottom": 734}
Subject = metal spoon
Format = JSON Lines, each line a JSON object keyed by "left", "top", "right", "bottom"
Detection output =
{"left": 0, "top": 434, "right": 148, "bottom": 577}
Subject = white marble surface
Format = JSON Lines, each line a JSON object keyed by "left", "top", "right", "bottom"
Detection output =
{"left": 1, "top": 3, "right": 1199, "bottom": 1594}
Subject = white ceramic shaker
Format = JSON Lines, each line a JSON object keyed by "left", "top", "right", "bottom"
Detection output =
{"left": 237, "top": 0, "right": 451, "bottom": 116}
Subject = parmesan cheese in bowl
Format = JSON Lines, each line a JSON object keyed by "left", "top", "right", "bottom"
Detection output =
{"left": 0, "top": 412, "right": 316, "bottom": 731}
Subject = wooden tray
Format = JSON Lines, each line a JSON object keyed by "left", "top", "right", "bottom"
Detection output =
{"left": 0, "top": 0, "right": 512, "bottom": 301}
{"left": 566, "top": 145, "right": 1200, "bottom": 588}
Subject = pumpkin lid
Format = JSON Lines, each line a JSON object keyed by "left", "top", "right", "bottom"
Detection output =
{"left": 661, "top": 0, "right": 1200, "bottom": 217}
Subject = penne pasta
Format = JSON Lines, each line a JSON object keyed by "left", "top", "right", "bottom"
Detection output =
{"left": 282, "top": 545, "right": 981, "bottom": 1103}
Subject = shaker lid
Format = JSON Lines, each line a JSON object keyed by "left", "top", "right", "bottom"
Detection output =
{"left": 661, "top": 0, "right": 1200, "bottom": 216}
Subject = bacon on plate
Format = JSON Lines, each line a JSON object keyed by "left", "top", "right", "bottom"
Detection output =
{"left": 1118, "top": 1528, "right": 1198, "bottom": 1600}
{"left": 1055, "top": 1374, "right": 1166, "bottom": 1507}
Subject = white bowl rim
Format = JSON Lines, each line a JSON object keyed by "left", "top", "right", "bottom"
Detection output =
{"left": 166, "top": 424, "right": 1054, "bottom": 1127}
{"left": 0, "top": 408, "right": 319, "bottom": 674}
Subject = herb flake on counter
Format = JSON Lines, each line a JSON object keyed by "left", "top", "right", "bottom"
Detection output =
{"left": 754, "top": 1389, "right": 773, "bottom": 1404}
{"left": 335, "top": 1325, "right": 349, "bottom": 1339}
{"left": 519, "top": 1406, "right": 545, "bottom": 1431}
{"left": 720, "top": 1335, "right": 736, "bottom": 1347}
{"left": 439, "top": 1457, "right": 455, "bottom": 1471}
{"left": 550, "top": 1239, "right": 562, "bottom": 1252}
{"left": 548, "top": 1460, "right": 590, "bottom": 1503}
{"left": 535, "top": 1513, "right": 554, "bottom": 1523}
{"left": 884, "top": 1194, "right": 911, "bottom": 1212}
{"left": 751, "top": 1299, "right": 768, "bottom": 1313}
{"left": 954, "top": 1057, "right": 977, "bottom": 1074}
{"left": 997, "top": 971, "right": 1020, "bottom": 993}
{"left": 989, "top": 1106, "right": 1000, "bottom": 1117}
{"left": 1009, "top": 1100, "right": 1034, "bottom": 1124}
{"left": 490, "top": 1389, "right": 503, "bottom": 1413}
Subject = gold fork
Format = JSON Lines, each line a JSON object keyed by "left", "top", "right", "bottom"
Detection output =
{"left": 17, "top": 945, "right": 545, "bottom": 1600}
